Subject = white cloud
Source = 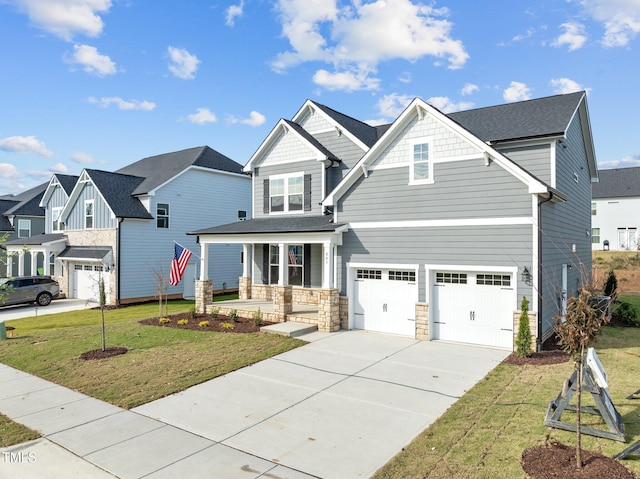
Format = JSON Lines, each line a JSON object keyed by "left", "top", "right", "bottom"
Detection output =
{"left": 225, "top": 1, "right": 244, "bottom": 27}
{"left": 167, "top": 46, "right": 200, "bottom": 80}
{"left": 461, "top": 83, "right": 479, "bottom": 96}
{"left": 27, "top": 170, "right": 54, "bottom": 181}
{"left": 49, "top": 162, "right": 68, "bottom": 173}
{"left": 551, "top": 22, "right": 587, "bottom": 51}
{"left": 7, "top": 0, "right": 112, "bottom": 41}
{"left": 375, "top": 93, "right": 414, "bottom": 119}
{"left": 0, "top": 135, "right": 54, "bottom": 157}
{"left": 503, "top": 81, "right": 532, "bottom": 102}
{"left": 87, "top": 96, "right": 156, "bottom": 110}
{"left": 549, "top": 77, "right": 589, "bottom": 94}
{"left": 0, "top": 163, "right": 22, "bottom": 179}
{"left": 71, "top": 151, "right": 100, "bottom": 164}
{"left": 227, "top": 111, "right": 267, "bottom": 127}
{"left": 426, "top": 96, "right": 473, "bottom": 113}
{"left": 598, "top": 154, "right": 640, "bottom": 169}
{"left": 186, "top": 108, "right": 217, "bottom": 124}
{"left": 580, "top": 0, "right": 640, "bottom": 47}
{"left": 272, "top": 0, "right": 468, "bottom": 92}
{"left": 398, "top": 71, "right": 412, "bottom": 83}
{"left": 312, "top": 69, "right": 380, "bottom": 91}
{"left": 65, "top": 44, "right": 116, "bottom": 76}
{"left": 512, "top": 28, "right": 535, "bottom": 42}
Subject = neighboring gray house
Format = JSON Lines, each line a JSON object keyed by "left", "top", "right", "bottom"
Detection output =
{"left": 191, "top": 92, "right": 597, "bottom": 351}
{"left": 591, "top": 167, "right": 640, "bottom": 251}
{"left": 5, "top": 146, "right": 251, "bottom": 304}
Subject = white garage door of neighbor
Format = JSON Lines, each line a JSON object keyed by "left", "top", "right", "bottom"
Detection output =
{"left": 431, "top": 271, "right": 514, "bottom": 349}
{"left": 353, "top": 268, "right": 418, "bottom": 336}
{"left": 73, "top": 264, "right": 110, "bottom": 303}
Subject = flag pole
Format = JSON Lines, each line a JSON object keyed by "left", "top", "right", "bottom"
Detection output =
{"left": 173, "top": 240, "right": 201, "bottom": 259}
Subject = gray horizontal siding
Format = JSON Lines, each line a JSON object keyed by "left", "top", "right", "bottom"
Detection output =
{"left": 497, "top": 144, "right": 551, "bottom": 184}
{"left": 312, "top": 131, "right": 366, "bottom": 192}
{"left": 339, "top": 224, "right": 534, "bottom": 303}
{"left": 338, "top": 158, "right": 532, "bottom": 222}
{"left": 253, "top": 161, "right": 323, "bottom": 218}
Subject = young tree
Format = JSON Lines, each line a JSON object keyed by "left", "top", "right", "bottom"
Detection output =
{"left": 554, "top": 286, "right": 608, "bottom": 469}
{"left": 516, "top": 296, "right": 532, "bottom": 358}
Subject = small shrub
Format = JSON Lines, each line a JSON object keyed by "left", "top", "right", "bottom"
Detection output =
{"left": 158, "top": 317, "right": 171, "bottom": 324}
{"left": 615, "top": 302, "right": 640, "bottom": 326}
{"left": 177, "top": 319, "right": 188, "bottom": 325}
{"left": 515, "top": 296, "right": 532, "bottom": 358}
{"left": 229, "top": 309, "right": 239, "bottom": 323}
{"left": 252, "top": 308, "right": 263, "bottom": 327}
{"left": 220, "top": 322, "right": 235, "bottom": 330}
{"left": 604, "top": 270, "right": 617, "bottom": 297}
{"left": 188, "top": 306, "right": 197, "bottom": 319}
{"left": 210, "top": 307, "right": 220, "bottom": 320}
{"left": 198, "top": 320, "right": 210, "bottom": 328}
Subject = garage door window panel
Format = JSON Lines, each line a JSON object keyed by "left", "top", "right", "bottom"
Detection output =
{"left": 477, "top": 274, "right": 511, "bottom": 286}
{"left": 436, "top": 272, "right": 467, "bottom": 284}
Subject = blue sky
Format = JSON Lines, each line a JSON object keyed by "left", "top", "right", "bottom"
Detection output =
{"left": 1, "top": 0, "right": 639, "bottom": 196}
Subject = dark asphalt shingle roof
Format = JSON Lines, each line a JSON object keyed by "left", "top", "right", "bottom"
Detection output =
{"left": 4, "top": 182, "right": 47, "bottom": 217}
{"left": 190, "top": 215, "right": 346, "bottom": 235}
{"left": 54, "top": 174, "right": 80, "bottom": 196}
{"left": 5, "top": 233, "right": 65, "bottom": 246}
{"left": 311, "top": 101, "right": 384, "bottom": 148}
{"left": 58, "top": 246, "right": 112, "bottom": 260}
{"left": 448, "top": 91, "right": 585, "bottom": 143}
{"left": 116, "top": 146, "right": 245, "bottom": 195}
{"left": 592, "top": 167, "right": 640, "bottom": 198}
{"left": 0, "top": 199, "right": 19, "bottom": 231}
{"left": 85, "top": 170, "right": 153, "bottom": 219}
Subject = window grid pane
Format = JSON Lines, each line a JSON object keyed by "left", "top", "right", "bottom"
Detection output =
{"left": 436, "top": 272, "right": 467, "bottom": 284}
{"left": 477, "top": 274, "right": 511, "bottom": 286}
{"left": 389, "top": 270, "right": 416, "bottom": 282}
{"left": 413, "top": 143, "right": 430, "bottom": 181}
{"left": 357, "top": 269, "right": 382, "bottom": 280}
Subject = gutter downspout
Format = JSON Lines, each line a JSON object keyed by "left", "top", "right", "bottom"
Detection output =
{"left": 116, "top": 217, "right": 122, "bottom": 306}
{"left": 537, "top": 192, "right": 554, "bottom": 352}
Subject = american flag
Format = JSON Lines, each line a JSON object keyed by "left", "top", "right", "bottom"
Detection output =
{"left": 170, "top": 243, "right": 193, "bottom": 286}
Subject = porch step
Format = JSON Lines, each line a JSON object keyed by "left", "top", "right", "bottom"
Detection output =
{"left": 261, "top": 321, "right": 318, "bottom": 338}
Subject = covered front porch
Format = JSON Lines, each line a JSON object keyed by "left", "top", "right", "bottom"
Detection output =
{"left": 189, "top": 215, "right": 349, "bottom": 333}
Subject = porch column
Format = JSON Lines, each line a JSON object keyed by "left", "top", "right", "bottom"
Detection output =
{"left": 322, "top": 241, "right": 334, "bottom": 289}
{"left": 318, "top": 288, "right": 340, "bottom": 332}
{"left": 278, "top": 243, "right": 287, "bottom": 286}
{"left": 30, "top": 251, "right": 37, "bottom": 275}
{"left": 199, "top": 243, "right": 209, "bottom": 280}
{"left": 6, "top": 254, "right": 12, "bottom": 277}
{"left": 18, "top": 252, "right": 24, "bottom": 276}
{"left": 195, "top": 280, "right": 213, "bottom": 314}
{"left": 242, "top": 244, "right": 250, "bottom": 276}
{"left": 272, "top": 285, "right": 293, "bottom": 321}
{"left": 239, "top": 243, "right": 252, "bottom": 300}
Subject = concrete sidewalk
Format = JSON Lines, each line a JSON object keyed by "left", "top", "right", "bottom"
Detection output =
{"left": 0, "top": 331, "right": 509, "bottom": 478}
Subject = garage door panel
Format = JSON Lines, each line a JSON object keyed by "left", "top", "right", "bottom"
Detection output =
{"left": 74, "top": 264, "right": 110, "bottom": 303}
{"left": 432, "top": 271, "right": 514, "bottom": 349}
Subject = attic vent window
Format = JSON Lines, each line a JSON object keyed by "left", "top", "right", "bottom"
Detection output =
{"left": 238, "top": 210, "right": 247, "bottom": 221}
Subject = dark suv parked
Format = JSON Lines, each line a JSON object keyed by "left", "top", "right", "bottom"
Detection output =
{"left": 0, "top": 276, "right": 60, "bottom": 307}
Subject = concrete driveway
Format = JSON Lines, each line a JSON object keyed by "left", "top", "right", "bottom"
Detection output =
{"left": 0, "top": 298, "right": 97, "bottom": 322}
{"left": 0, "top": 330, "right": 508, "bottom": 478}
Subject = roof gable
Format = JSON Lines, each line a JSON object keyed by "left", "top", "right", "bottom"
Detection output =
{"left": 116, "top": 146, "right": 245, "bottom": 195}
{"left": 4, "top": 182, "right": 46, "bottom": 217}
{"left": 40, "top": 174, "right": 79, "bottom": 208}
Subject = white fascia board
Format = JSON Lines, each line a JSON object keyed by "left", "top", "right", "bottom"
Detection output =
{"left": 196, "top": 231, "right": 344, "bottom": 246}
{"left": 293, "top": 100, "right": 370, "bottom": 152}
{"left": 39, "top": 175, "right": 62, "bottom": 207}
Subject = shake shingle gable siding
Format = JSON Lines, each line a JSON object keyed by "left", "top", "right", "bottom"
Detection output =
{"left": 310, "top": 101, "right": 384, "bottom": 148}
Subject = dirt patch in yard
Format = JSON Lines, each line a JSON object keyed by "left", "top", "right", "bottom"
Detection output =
{"left": 79, "top": 346, "right": 128, "bottom": 360}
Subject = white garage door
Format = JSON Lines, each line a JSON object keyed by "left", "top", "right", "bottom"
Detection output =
{"left": 431, "top": 271, "right": 514, "bottom": 349}
{"left": 353, "top": 268, "right": 418, "bottom": 336}
{"left": 73, "top": 264, "right": 111, "bottom": 303}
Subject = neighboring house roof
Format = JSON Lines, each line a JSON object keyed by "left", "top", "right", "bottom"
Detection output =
{"left": 190, "top": 215, "right": 346, "bottom": 235}
{"left": 0, "top": 199, "right": 19, "bottom": 232}
{"left": 592, "top": 167, "right": 640, "bottom": 199}
{"left": 55, "top": 174, "right": 80, "bottom": 196}
{"left": 4, "top": 233, "right": 65, "bottom": 246}
{"left": 448, "top": 91, "right": 585, "bottom": 143}
{"left": 58, "top": 246, "right": 112, "bottom": 260}
{"left": 4, "top": 182, "right": 47, "bottom": 217}
{"left": 116, "top": 145, "right": 245, "bottom": 196}
{"left": 309, "top": 101, "right": 384, "bottom": 148}
{"left": 81, "top": 169, "right": 154, "bottom": 219}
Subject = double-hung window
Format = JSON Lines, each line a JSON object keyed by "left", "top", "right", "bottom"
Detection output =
{"left": 269, "top": 245, "right": 280, "bottom": 285}
{"left": 84, "top": 200, "right": 94, "bottom": 229}
{"left": 269, "top": 173, "right": 305, "bottom": 213}
{"left": 157, "top": 203, "right": 169, "bottom": 228}
{"left": 409, "top": 138, "right": 433, "bottom": 185}
{"left": 592, "top": 228, "right": 600, "bottom": 244}
{"left": 52, "top": 207, "right": 64, "bottom": 231}
{"left": 17, "top": 219, "right": 31, "bottom": 238}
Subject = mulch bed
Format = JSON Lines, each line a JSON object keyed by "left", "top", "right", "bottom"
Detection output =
{"left": 79, "top": 346, "right": 128, "bottom": 360}
{"left": 522, "top": 443, "right": 638, "bottom": 479}
{"left": 138, "top": 312, "right": 273, "bottom": 334}
{"left": 503, "top": 334, "right": 570, "bottom": 366}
